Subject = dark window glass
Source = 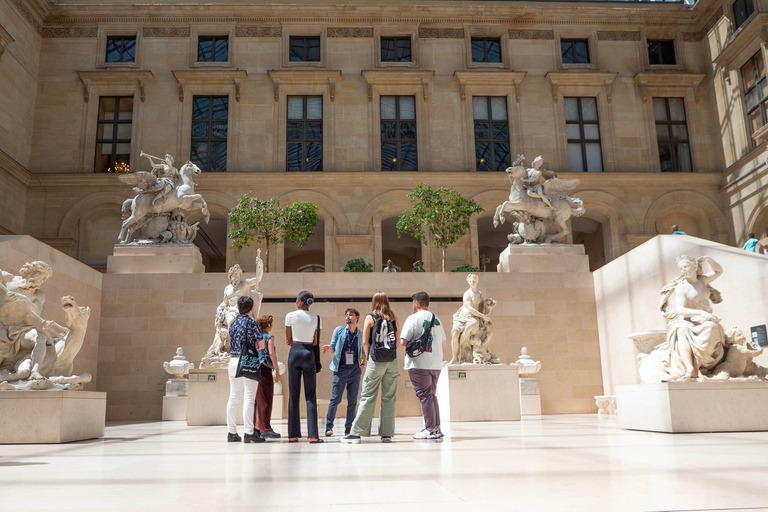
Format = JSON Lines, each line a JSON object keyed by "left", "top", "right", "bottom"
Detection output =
{"left": 473, "top": 96, "right": 510, "bottom": 172}
{"left": 289, "top": 36, "right": 321, "bottom": 62}
{"left": 381, "top": 37, "right": 412, "bottom": 62}
{"left": 653, "top": 98, "right": 692, "bottom": 172}
{"left": 94, "top": 96, "right": 133, "bottom": 173}
{"left": 380, "top": 96, "right": 417, "bottom": 171}
{"left": 471, "top": 38, "right": 501, "bottom": 63}
{"left": 565, "top": 97, "right": 603, "bottom": 172}
{"left": 198, "top": 36, "right": 229, "bottom": 62}
{"left": 733, "top": 0, "right": 755, "bottom": 30}
{"left": 741, "top": 52, "right": 768, "bottom": 139}
{"left": 561, "top": 39, "right": 590, "bottom": 64}
{"left": 647, "top": 40, "right": 676, "bottom": 65}
{"left": 106, "top": 36, "right": 136, "bottom": 63}
{"left": 191, "top": 96, "right": 228, "bottom": 172}
{"left": 286, "top": 96, "right": 323, "bottom": 172}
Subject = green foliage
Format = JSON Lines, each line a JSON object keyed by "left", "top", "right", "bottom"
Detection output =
{"left": 343, "top": 258, "right": 373, "bottom": 272}
{"left": 451, "top": 264, "right": 479, "bottom": 273}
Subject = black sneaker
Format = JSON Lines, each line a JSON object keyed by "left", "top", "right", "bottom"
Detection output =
{"left": 244, "top": 432, "right": 266, "bottom": 443}
{"left": 227, "top": 432, "right": 241, "bottom": 443}
{"left": 260, "top": 430, "right": 281, "bottom": 439}
{"left": 340, "top": 435, "right": 361, "bottom": 444}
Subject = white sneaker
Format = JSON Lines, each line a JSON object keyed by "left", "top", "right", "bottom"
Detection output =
{"left": 433, "top": 427, "right": 444, "bottom": 439}
{"left": 413, "top": 429, "right": 438, "bottom": 440}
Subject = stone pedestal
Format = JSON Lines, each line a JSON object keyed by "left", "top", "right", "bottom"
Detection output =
{"left": 437, "top": 365, "right": 521, "bottom": 422}
{"left": 0, "top": 390, "right": 106, "bottom": 444}
{"left": 520, "top": 377, "right": 542, "bottom": 415}
{"left": 497, "top": 243, "right": 588, "bottom": 273}
{"left": 616, "top": 381, "right": 768, "bottom": 433}
{"left": 107, "top": 244, "right": 204, "bottom": 274}
{"left": 162, "top": 396, "right": 188, "bottom": 421}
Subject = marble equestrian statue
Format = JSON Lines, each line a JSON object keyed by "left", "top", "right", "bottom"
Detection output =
{"left": 117, "top": 151, "right": 210, "bottom": 244}
{"left": 449, "top": 273, "right": 499, "bottom": 365}
{"left": 201, "top": 250, "right": 265, "bottom": 369}
{"left": 0, "top": 261, "right": 92, "bottom": 390}
{"left": 635, "top": 255, "right": 768, "bottom": 382}
{"left": 493, "top": 155, "right": 585, "bottom": 244}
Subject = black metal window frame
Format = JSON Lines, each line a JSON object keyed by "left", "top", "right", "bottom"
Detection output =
{"left": 733, "top": 0, "right": 755, "bottom": 30}
{"left": 380, "top": 95, "right": 418, "bottom": 172}
{"left": 105, "top": 36, "right": 136, "bottom": 63}
{"left": 286, "top": 95, "right": 323, "bottom": 172}
{"left": 197, "top": 35, "right": 229, "bottom": 62}
{"left": 94, "top": 96, "right": 133, "bottom": 173}
{"left": 561, "top": 38, "right": 590, "bottom": 64}
{"left": 565, "top": 96, "right": 603, "bottom": 172}
{"left": 647, "top": 39, "right": 676, "bottom": 65}
{"left": 191, "top": 95, "right": 229, "bottom": 173}
{"left": 473, "top": 96, "right": 511, "bottom": 172}
{"left": 471, "top": 37, "right": 502, "bottom": 63}
{"left": 741, "top": 51, "right": 768, "bottom": 139}
{"left": 653, "top": 97, "right": 692, "bottom": 172}
{"left": 289, "top": 36, "right": 321, "bottom": 62}
{"left": 381, "top": 36, "right": 412, "bottom": 63}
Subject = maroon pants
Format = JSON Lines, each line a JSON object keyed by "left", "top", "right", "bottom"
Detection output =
{"left": 254, "top": 364, "right": 274, "bottom": 432}
{"left": 409, "top": 368, "right": 442, "bottom": 431}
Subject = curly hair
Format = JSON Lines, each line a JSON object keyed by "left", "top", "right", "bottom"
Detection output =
{"left": 19, "top": 261, "right": 52, "bottom": 290}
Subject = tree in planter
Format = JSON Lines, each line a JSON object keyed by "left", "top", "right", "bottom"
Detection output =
{"left": 228, "top": 195, "right": 319, "bottom": 272}
{"left": 343, "top": 258, "right": 373, "bottom": 272}
{"left": 396, "top": 184, "right": 484, "bottom": 272}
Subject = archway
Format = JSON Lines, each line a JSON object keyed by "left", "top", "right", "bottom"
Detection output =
{"left": 381, "top": 216, "right": 421, "bottom": 272}
{"left": 572, "top": 217, "right": 607, "bottom": 271}
{"left": 477, "top": 215, "right": 508, "bottom": 272}
{"left": 284, "top": 219, "right": 326, "bottom": 272}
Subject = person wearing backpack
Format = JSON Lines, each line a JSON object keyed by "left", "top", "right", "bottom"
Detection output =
{"left": 400, "top": 291, "right": 447, "bottom": 440}
{"left": 341, "top": 292, "right": 399, "bottom": 444}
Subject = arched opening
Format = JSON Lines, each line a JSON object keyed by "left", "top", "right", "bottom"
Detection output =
{"left": 192, "top": 216, "right": 228, "bottom": 273}
{"left": 80, "top": 211, "right": 123, "bottom": 272}
{"left": 660, "top": 212, "right": 698, "bottom": 237}
{"left": 477, "top": 215, "right": 509, "bottom": 272}
{"left": 284, "top": 219, "right": 325, "bottom": 272}
{"left": 572, "top": 217, "right": 607, "bottom": 272}
{"left": 381, "top": 216, "right": 421, "bottom": 272}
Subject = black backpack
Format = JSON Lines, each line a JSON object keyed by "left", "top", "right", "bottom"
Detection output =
{"left": 405, "top": 314, "right": 435, "bottom": 358}
{"left": 369, "top": 313, "right": 397, "bottom": 362}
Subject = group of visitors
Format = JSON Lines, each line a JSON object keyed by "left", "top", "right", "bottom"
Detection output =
{"left": 672, "top": 225, "right": 767, "bottom": 254}
{"left": 226, "top": 289, "right": 446, "bottom": 444}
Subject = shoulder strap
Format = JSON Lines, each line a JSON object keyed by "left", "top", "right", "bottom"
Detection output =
{"left": 424, "top": 314, "right": 436, "bottom": 333}
{"left": 315, "top": 314, "right": 320, "bottom": 345}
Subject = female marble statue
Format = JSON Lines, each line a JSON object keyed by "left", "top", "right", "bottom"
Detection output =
{"left": 449, "top": 274, "right": 498, "bottom": 364}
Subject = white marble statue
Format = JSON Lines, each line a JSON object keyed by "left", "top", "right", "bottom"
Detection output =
{"left": 0, "top": 261, "right": 92, "bottom": 390}
{"left": 201, "top": 251, "right": 264, "bottom": 369}
{"left": 636, "top": 255, "right": 768, "bottom": 382}
{"left": 164, "top": 347, "right": 194, "bottom": 378}
{"left": 493, "top": 155, "right": 585, "bottom": 244}
{"left": 117, "top": 151, "right": 210, "bottom": 244}
{"left": 449, "top": 274, "right": 499, "bottom": 365}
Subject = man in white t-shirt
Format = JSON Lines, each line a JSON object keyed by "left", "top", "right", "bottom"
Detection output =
{"left": 400, "top": 291, "right": 446, "bottom": 440}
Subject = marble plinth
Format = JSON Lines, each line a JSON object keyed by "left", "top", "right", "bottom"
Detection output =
{"left": 0, "top": 390, "right": 106, "bottom": 443}
{"left": 107, "top": 244, "right": 204, "bottom": 274}
{"left": 165, "top": 378, "right": 188, "bottom": 397}
{"left": 616, "top": 381, "right": 768, "bottom": 433}
{"left": 497, "top": 243, "right": 588, "bottom": 273}
{"left": 520, "top": 377, "right": 542, "bottom": 415}
{"left": 437, "top": 365, "right": 521, "bottom": 422}
{"left": 162, "top": 396, "right": 188, "bottom": 421}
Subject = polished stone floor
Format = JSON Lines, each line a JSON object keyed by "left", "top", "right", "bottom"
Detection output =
{"left": 2, "top": 415, "right": 768, "bottom": 512}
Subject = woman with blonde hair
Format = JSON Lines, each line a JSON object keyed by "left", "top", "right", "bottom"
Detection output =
{"left": 342, "top": 292, "right": 399, "bottom": 444}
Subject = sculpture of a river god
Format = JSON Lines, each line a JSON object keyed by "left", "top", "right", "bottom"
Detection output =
{"left": 635, "top": 255, "right": 768, "bottom": 382}
{"left": 0, "top": 261, "right": 92, "bottom": 390}
{"left": 493, "top": 155, "right": 585, "bottom": 244}
{"left": 449, "top": 273, "right": 499, "bottom": 365}
{"left": 201, "top": 251, "right": 264, "bottom": 369}
{"left": 117, "top": 151, "right": 210, "bottom": 244}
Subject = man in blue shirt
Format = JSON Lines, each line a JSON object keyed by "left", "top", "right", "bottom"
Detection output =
{"left": 321, "top": 308, "right": 363, "bottom": 437}
{"left": 744, "top": 233, "right": 766, "bottom": 252}
{"left": 671, "top": 225, "right": 687, "bottom": 235}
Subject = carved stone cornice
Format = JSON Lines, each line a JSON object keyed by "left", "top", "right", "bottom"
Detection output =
{"left": 508, "top": 29, "right": 553, "bottom": 40}
{"left": 633, "top": 72, "right": 705, "bottom": 104}
{"left": 142, "top": 27, "right": 190, "bottom": 38}
{"left": 596, "top": 31, "right": 640, "bottom": 41}
{"left": 418, "top": 28, "right": 464, "bottom": 39}
{"left": 546, "top": 71, "right": 618, "bottom": 104}
{"left": 9, "top": 0, "right": 44, "bottom": 33}
{"left": 684, "top": 5, "right": 724, "bottom": 42}
{"left": 0, "top": 24, "right": 15, "bottom": 61}
{"left": 76, "top": 70, "right": 154, "bottom": 103}
{"left": 327, "top": 27, "right": 373, "bottom": 38}
{"left": 362, "top": 70, "right": 435, "bottom": 102}
{"left": 42, "top": 27, "right": 98, "bottom": 38}
{"left": 267, "top": 70, "right": 341, "bottom": 102}
{"left": 454, "top": 71, "right": 527, "bottom": 103}
{"left": 0, "top": 148, "right": 33, "bottom": 188}
{"left": 172, "top": 70, "right": 248, "bottom": 102}
{"left": 235, "top": 26, "right": 282, "bottom": 37}
{"left": 713, "top": 13, "right": 768, "bottom": 79}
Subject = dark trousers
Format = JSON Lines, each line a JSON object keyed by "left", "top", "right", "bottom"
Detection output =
{"left": 325, "top": 365, "right": 361, "bottom": 433}
{"left": 254, "top": 364, "right": 274, "bottom": 432}
{"left": 287, "top": 343, "right": 318, "bottom": 438}
{"left": 409, "top": 368, "right": 442, "bottom": 431}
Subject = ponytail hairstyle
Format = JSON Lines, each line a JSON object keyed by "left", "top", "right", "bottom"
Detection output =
{"left": 371, "top": 292, "right": 395, "bottom": 322}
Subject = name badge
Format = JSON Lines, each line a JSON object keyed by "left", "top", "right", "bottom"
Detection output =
{"left": 345, "top": 351, "right": 354, "bottom": 365}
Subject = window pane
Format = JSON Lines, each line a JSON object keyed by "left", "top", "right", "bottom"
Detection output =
{"left": 668, "top": 99, "right": 686, "bottom": 121}
{"left": 123, "top": 38, "right": 136, "bottom": 62}
{"left": 381, "top": 122, "right": 396, "bottom": 139}
{"left": 574, "top": 41, "right": 589, "bottom": 64}
{"left": 288, "top": 97, "right": 303, "bottom": 120}
{"left": 106, "top": 38, "right": 122, "bottom": 62}
{"left": 473, "top": 97, "right": 489, "bottom": 120}
{"left": 192, "top": 122, "right": 208, "bottom": 140}
{"left": 212, "top": 97, "right": 228, "bottom": 119}
{"left": 585, "top": 143, "right": 603, "bottom": 172}
{"left": 97, "top": 124, "right": 114, "bottom": 139}
{"left": 676, "top": 143, "right": 692, "bottom": 172}
{"left": 743, "top": 59, "right": 756, "bottom": 90}
{"left": 475, "top": 142, "right": 491, "bottom": 171}
{"left": 568, "top": 144, "right": 584, "bottom": 172}
{"left": 486, "top": 39, "right": 501, "bottom": 63}
{"left": 198, "top": 39, "right": 212, "bottom": 62}
{"left": 287, "top": 142, "right": 303, "bottom": 171}
{"left": 116, "top": 123, "right": 132, "bottom": 140}
{"left": 191, "top": 142, "right": 208, "bottom": 170}
{"left": 380, "top": 97, "right": 396, "bottom": 119}
{"left": 494, "top": 142, "right": 510, "bottom": 171}
{"left": 400, "top": 121, "right": 416, "bottom": 139}
{"left": 306, "top": 142, "right": 323, "bottom": 171}
{"left": 491, "top": 97, "right": 507, "bottom": 120}
{"left": 671, "top": 124, "right": 688, "bottom": 141}
{"left": 756, "top": 52, "right": 765, "bottom": 79}
{"left": 396, "top": 39, "right": 412, "bottom": 62}
{"left": 749, "top": 108, "right": 764, "bottom": 133}
{"left": 746, "top": 88, "right": 759, "bottom": 110}
{"left": 306, "top": 122, "right": 322, "bottom": 139}
{"left": 214, "top": 38, "right": 228, "bottom": 62}
{"left": 656, "top": 125, "right": 670, "bottom": 141}
{"left": 492, "top": 123, "right": 509, "bottom": 141}
{"left": 583, "top": 124, "right": 599, "bottom": 140}
{"left": 566, "top": 124, "right": 581, "bottom": 140}
{"left": 658, "top": 143, "right": 673, "bottom": 172}
{"left": 399, "top": 96, "right": 415, "bottom": 119}
{"left": 306, "top": 97, "right": 322, "bottom": 119}
{"left": 210, "top": 142, "right": 227, "bottom": 172}
{"left": 581, "top": 97, "right": 598, "bottom": 121}
{"left": 381, "top": 142, "right": 397, "bottom": 170}
{"left": 289, "top": 38, "right": 304, "bottom": 61}
{"left": 564, "top": 98, "right": 579, "bottom": 121}
{"left": 653, "top": 99, "right": 667, "bottom": 121}
{"left": 561, "top": 41, "right": 573, "bottom": 64}
{"left": 212, "top": 122, "right": 227, "bottom": 140}
{"left": 400, "top": 143, "right": 418, "bottom": 171}
{"left": 471, "top": 39, "right": 485, "bottom": 62}
{"left": 193, "top": 97, "right": 210, "bottom": 120}
{"left": 660, "top": 41, "right": 675, "bottom": 65}
{"left": 287, "top": 122, "right": 303, "bottom": 139}
{"left": 306, "top": 38, "right": 320, "bottom": 61}
{"left": 381, "top": 39, "right": 395, "bottom": 62}
{"left": 475, "top": 123, "right": 490, "bottom": 140}
{"left": 99, "top": 98, "right": 116, "bottom": 120}
{"left": 95, "top": 144, "right": 112, "bottom": 172}
{"left": 117, "top": 98, "right": 133, "bottom": 120}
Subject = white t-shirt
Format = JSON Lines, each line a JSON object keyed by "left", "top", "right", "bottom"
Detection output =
{"left": 285, "top": 310, "right": 321, "bottom": 343}
{"left": 401, "top": 310, "right": 446, "bottom": 370}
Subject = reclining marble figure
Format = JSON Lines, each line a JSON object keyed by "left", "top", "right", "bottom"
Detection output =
{"left": 0, "top": 261, "right": 92, "bottom": 390}
{"left": 449, "top": 273, "right": 498, "bottom": 365}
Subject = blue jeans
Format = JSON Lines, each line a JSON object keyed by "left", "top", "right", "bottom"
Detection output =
{"left": 325, "top": 365, "right": 361, "bottom": 433}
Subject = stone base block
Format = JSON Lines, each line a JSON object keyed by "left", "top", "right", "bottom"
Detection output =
{"left": 0, "top": 390, "right": 106, "bottom": 444}
{"left": 107, "top": 244, "right": 204, "bottom": 274}
{"left": 497, "top": 243, "right": 588, "bottom": 273}
{"left": 166, "top": 378, "right": 188, "bottom": 397}
{"left": 162, "top": 396, "right": 188, "bottom": 421}
{"left": 438, "top": 365, "right": 521, "bottom": 422}
{"left": 616, "top": 382, "right": 768, "bottom": 433}
{"left": 520, "top": 377, "right": 541, "bottom": 415}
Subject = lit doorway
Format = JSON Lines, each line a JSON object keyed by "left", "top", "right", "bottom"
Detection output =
{"left": 284, "top": 219, "right": 325, "bottom": 272}
{"left": 381, "top": 216, "right": 421, "bottom": 272}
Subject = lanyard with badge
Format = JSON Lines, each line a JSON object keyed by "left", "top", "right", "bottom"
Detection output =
{"left": 344, "top": 331, "right": 355, "bottom": 365}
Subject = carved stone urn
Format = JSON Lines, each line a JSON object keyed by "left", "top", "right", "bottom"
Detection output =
{"left": 163, "top": 347, "right": 195, "bottom": 378}
{"left": 512, "top": 347, "right": 541, "bottom": 375}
